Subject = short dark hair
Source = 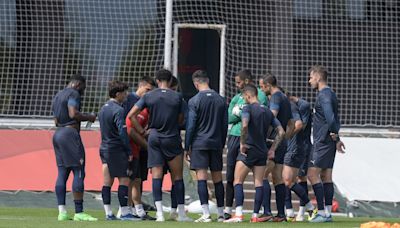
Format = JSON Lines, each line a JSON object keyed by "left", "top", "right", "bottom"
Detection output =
{"left": 139, "top": 76, "right": 156, "bottom": 87}
{"left": 169, "top": 76, "right": 178, "bottom": 88}
{"left": 108, "top": 80, "right": 129, "bottom": 98}
{"left": 192, "top": 70, "right": 209, "bottom": 83}
{"left": 70, "top": 74, "right": 86, "bottom": 84}
{"left": 309, "top": 65, "right": 328, "bottom": 81}
{"left": 236, "top": 69, "right": 253, "bottom": 81}
{"left": 155, "top": 69, "right": 173, "bottom": 82}
{"left": 263, "top": 72, "right": 277, "bottom": 86}
{"left": 242, "top": 84, "right": 258, "bottom": 97}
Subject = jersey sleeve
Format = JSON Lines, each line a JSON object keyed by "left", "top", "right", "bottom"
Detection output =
{"left": 291, "top": 103, "right": 301, "bottom": 121}
{"left": 299, "top": 100, "right": 311, "bottom": 126}
{"left": 320, "top": 91, "right": 339, "bottom": 134}
{"left": 241, "top": 104, "right": 250, "bottom": 121}
{"left": 269, "top": 93, "right": 281, "bottom": 112}
{"left": 67, "top": 91, "right": 81, "bottom": 110}
{"left": 134, "top": 94, "right": 146, "bottom": 110}
{"left": 184, "top": 97, "right": 198, "bottom": 151}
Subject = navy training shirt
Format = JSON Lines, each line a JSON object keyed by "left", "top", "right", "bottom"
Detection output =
{"left": 135, "top": 88, "right": 183, "bottom": 137}
{"left": 287, "top": 101, "right": 303, "bottom": 154}
{"left": 269, "top": 90, "right": 293, "bottom": 129}
{"left": 313, "top": 87, "right": 340, "bottom": 143}
{"left": 99, "top": 100, "right": 131, "bottom": 156}
{"left": 123, "top": 92, "right": 140, "bottom": 118}
{"left": 184, "top": 89, "right": 228, "bottom": 151}
{"left": 241, "top": 103, "right": 281, "bottom": 156}
{"left": 52, "top": 87, "right": 81, "bottom": 127}
{"left": 297, "top": 98, "right": 312, "bottom": 145}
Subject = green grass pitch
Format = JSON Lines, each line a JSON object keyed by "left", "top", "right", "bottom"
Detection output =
{"left": 0, "top": 207, "right": 398, "bottom": 228}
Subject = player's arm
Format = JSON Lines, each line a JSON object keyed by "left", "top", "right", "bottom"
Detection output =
{"left": 285, "top": 104, "right": 299, "bottom": 138}
{"left": 178, "top": 96, "right": 187, "bottom": 127}
{"left": 127, "top": 96, "right": 146, "bottom": 135}
{"left": 240, "top": 106, "right": 250, "bottom": 155}
{"left": 228, "top": 95, "right": 241, "bottom": 124}
{"left": 67, "top": 94, "right": 96, "bottom": 122}
{"left": 268, "top": 118, "right": 285, "bottom": 160}
{"left": 115, "top": 109, "right": 132, "bottom": 160}
{"left": 269, "top": 94, "right": 280, "bottom": 117}
{"left": 320, "top": 94, "right": 340, "bottom": 140}
{"left": 184, "top": 99, "right": 197, "bottom": 152}
{"left": 299, "top": 100, "right": 311, "bottom": 130}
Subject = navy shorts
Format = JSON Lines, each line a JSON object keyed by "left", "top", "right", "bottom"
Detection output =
{"left": 190, "top": 149, "right": 223, "bottom": 171}
{"left": 237, "top": 149, "right": 267, "bottom": 168}
{"left": 100, "top": 151, "right": 130, "bottom": 178}
{"left": 226, "top": 136, "right": 240, "bottom": 182}
{"left": 284, "top": 145, "right": 306, "bottom": 169}
{"left": 147, "top": 133, "right": 183, "bottom": 168}
{"left": 310, "top": 138, "right": 336, "bottom": 169}
{"left": 273, "top": 139, "right": 288, "bottom": 164}
{"left": 53, "top": 127, "right": 85, "bottom": 168}
{"left": 298, "top": 143, "right": 312, "bottom": 177}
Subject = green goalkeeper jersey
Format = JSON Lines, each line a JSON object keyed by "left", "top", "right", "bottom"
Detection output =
{"left": 228, "top": 88, "right": 268, "bottom": 136}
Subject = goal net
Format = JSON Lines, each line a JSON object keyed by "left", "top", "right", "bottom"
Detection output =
{"left": 0, "top": 0, "right": 399, "bottom": 128}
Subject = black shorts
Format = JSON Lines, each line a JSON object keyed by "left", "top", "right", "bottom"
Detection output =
{"left": 298, "top": 143, "right": 312, "bottom": 177}
{"left": 129, "top": 158, "right": 140, "bottom": 180}
{"left": 226, "top": 136, "right": 240, "bottom": 182}
{"left": 53, "top": 127, "right": 85, "bottom": 168}
{"left": 273, "top": 139, "right": 288, "bottom": 164}
{"left": 139, "top": 149, "right": 149, "bottom": 181}
{"left": 147, "top": 133, "right": 183, "bottom": 168}
{"left": 190, "top": 149, "right": 223, "bottom": 171}
{"left": 100, "top": 152, "right": 130, "bottom": 178}
{"left": 284, "top": 145, "right": 306, "bottom": 169}
{"left": 310, "top": 138, "right": 336, "bottom": 169}
{"left": 236, "top": 149, "right": 267, "bottom": 168}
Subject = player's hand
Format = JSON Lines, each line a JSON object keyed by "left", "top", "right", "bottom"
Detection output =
{"left": 88, "top": 112, "right": 97, "bottom": 122}
{"left": 336, "top": 140, "right": 346, "bottom": 153}
{"left": 232, "top": 105, "right": 242, "bottom": 117}
{"left": 267, "top": 149, "right": 275, "bottom": 160}
{"left": 184, "top": 150, "right": 191, "bottom": 162}
{"left": 128, "top": 155, "right": 133, "bottom": 162}
{"left": 330, "top": 132, "right": 338, "bottom": 141}
{"left": 240, "top": 143, "right": 249, "bottom": 156}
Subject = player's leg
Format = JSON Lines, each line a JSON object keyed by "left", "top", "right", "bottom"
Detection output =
{"left": 70, "top": 165, "right": 97, "bottom": 221}
{"left": 167, "top": 153, "right": 192, "bottom": 222}
{"left": 260, "top": 160, "right": 274, "bottom": 221}
{"left": 296, "top": 175, "right": 309, "bottom": 220}
{"left": 296, "top": 145, "right": 311, "bottom": 221}
{"left": 167, "top": 166, "right": 178, "bottom": 220}
{"left": 250, "top": 165, "right": 266, "bottom": 223}
{"left": 308, "top": 166, "right": 326, "bottom": 221}
{"left": 272, "top": 163, "right": 286, "bottom": 221}
{"left": 55, "top": 166, "right": 71, "bottom": 220}
{"left": 194, "top": 168, "right": 212, "bottom": 222}
{"left": 210, "top": 149, "right": 225, "bottom": 221}
{"left": 117, "top": 176, "right": 138, "bottom": 220}
{"left": 225, "top": 136, "right": 240, "bottom": 218}
{"left": 283, "top": 165, "right": 314, "bottom": 221}
{"left": 321, "top": 168, "right": 334, "bottom": 221}
{"left": 101, "top": 163, "right": 116, "bottom": 220}
{"left": 147, "top": 133, "right": 166, "bottom": 221}
{"left": 191, "top": 150, "right": 212, "bottom": 222}
{"left": 224, "top": 161, "right": 250, "bottom": 223}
